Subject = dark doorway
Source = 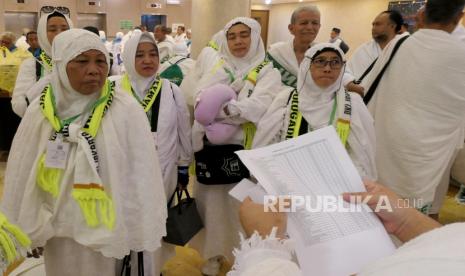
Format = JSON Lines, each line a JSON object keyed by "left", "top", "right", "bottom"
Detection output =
{"left": 141, "top": 14, "right": 167, "bottom": 31}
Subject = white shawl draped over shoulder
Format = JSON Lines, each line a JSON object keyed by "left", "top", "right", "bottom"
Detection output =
{"left": 346, "top": 40, "right": 381, "bottom": 81}
{"left": 1, "top": 30, "right": 167, "bottom": 259}
{"left": 366, "top": 29, "right": 465, "bottom": 205}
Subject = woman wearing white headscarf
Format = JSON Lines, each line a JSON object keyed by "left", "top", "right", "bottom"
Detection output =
{"left": 112, "top": 32, "right": 192, "bottom": 275}
{"left": 1, "top": 29, "right": 167, "bottom": 276}
{"left": 253, "top": 43, "right": 377, "bottom": 180}
{"left": 189, "top": 17, "right": 282, "bottom": 259}
{"left": 11, "top": 10, "right": 73, "bottom": 117}
{"left": 113, "top": 31, "right": 192, "bottom": 200}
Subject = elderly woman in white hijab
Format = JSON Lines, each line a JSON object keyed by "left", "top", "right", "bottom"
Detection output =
{"left": 253, "top": 43, "right": 377, "bottom": 180}
{"left": 189, "top": 17, "right": 282, "bottom": 259}
{"left": 11, "top": 9, "right": 73, "bottom": 117}
{"left": 1, "top": 29, "right": 167, "bottom": 276}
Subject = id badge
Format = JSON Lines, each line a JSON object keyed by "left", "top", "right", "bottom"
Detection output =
{"left": 45, "top": 135, "right": 70, "bottom": 169}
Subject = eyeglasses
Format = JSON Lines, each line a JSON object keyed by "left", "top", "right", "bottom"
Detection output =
{"left": 40, "top": 6, "right": 70, "bottom": 17}
{"left": 310, "top": 58, "right": 344, "bottom": 69}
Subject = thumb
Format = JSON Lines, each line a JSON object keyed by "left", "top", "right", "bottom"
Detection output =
{"left": 342, "top": 191, "right": 370, "bottom": 203}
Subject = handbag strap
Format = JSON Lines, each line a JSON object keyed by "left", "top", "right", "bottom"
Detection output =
{"left": 138, "top": 252, "right": 144, "bottom": 276}
{"left": 167, "top": 188, "right": 193, "bottom": 211}
{"left": 120, "top": 252, "right": 144, "bottom": 276}
{"left": 120, "top": 254, "right": 131, "bottom": 276}
{"left": 363, "top": 35, "right": 409, "bottom": 105}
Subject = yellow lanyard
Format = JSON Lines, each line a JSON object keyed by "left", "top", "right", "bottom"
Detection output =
{"left": 121, "top": 74, "right": 163, "bottom": 113}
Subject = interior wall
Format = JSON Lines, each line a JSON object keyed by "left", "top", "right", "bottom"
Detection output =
{"left": 0, "top": 2, "right": 5, "bottom": 34}
{"left": 268, "top": 0, "right": 391, "bottom": 56}
{"left": 0, "top": 0, "right": 192, "bottom": 39}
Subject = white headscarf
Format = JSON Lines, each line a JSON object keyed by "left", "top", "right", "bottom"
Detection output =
{"left": 121, "top": 32, "right": 159, "bottom": 98}
{"left": 51, "top": 29, "right": 110, "bottom": 119}
{"left": 297, "top": 43, "right": 346, "bottom": 128}
{"left": 37, "top": 11, "right": 73, "bottom": 56}
{"left": 218, "top": 17, "right": 265, "bottom": 77}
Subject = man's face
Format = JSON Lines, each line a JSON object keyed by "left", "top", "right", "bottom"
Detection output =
{"left": 330, "top": 31, "right": 338, "bottom": 39}
{"left": 26, "top": 33, "right": 39, "bottom": 49}
{"left": 372, "top": 13, "right": 395, "bottom": 43}
{"left": 288, "top": 10, "right": 321, "bottom": 45}
{"left": 154, "top": 27, "right": 165, "bottom": 42}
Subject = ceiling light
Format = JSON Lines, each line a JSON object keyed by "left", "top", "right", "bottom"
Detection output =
{"left": 265, "top": 0, "right": 271, "bottom": 4}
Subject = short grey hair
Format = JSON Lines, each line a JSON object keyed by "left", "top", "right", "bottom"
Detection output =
{"left": 290, "top": 5, "right": 321, "bottom": 24}
{"left": 1, "top": 31, "right": 17, "bottom": 43}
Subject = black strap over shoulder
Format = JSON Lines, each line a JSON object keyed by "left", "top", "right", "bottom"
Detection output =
{"left": 354, "top": 58, "right": 378, "bottom": 85}
{"left": 363, "top": 35, "right": 409, "bottom": 105}
{"left": 150, "top": 85, "right": 162, "bottom": 132}
{"left": 35, "top": 59, "right": 42, "bottom": 81}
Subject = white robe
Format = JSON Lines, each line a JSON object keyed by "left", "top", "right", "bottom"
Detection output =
{"left": 253, "top": 88, "right": 377, "bottom": 180}
{"left": 11, "top": 58, "right": 52, "bottom": 117}
{"left": 174, "top": 33, "right": 187, "bottom": 44}
{"left": 180, "top": 44, "right": 221, "bottom": 108}
{"left": 157, "top": 39, "right": 175, "bottom": 63}
{"left": 112, "top": 77, "right": 193, "bottom": 199}
{"left": 268, "top": 40, "right": 354, "bottom": 87}
{"left": 158, "top": 55, "right": 196, "bottom": 85}
{"left": 2, "top": 88, "right": 168, "bottom": 275}
{"left": 190, "top": 17, "right": 282, "bottom": 260}
{"left": 365, "top": 29, "right": 465, "bottom": 208}
{"left": 346, "top": 39, "right": 381, "bottom": 82}
{"left": 268, "top": 41, "right": 301, "bottom": 78}
{"left": 228, "top": 223, "right": 465, "bottom": 276}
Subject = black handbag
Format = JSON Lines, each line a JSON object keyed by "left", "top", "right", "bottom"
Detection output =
{"left": 195, "top": 143, "right": 250, "bottom": 185}
{"left": 163, "top": 188, "right": 203, "bottom": 246}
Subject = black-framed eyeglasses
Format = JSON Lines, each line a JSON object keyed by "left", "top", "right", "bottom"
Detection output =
{"left": 40, "top": 6, "right": 70, "bottom": 17}
{"left": 310, "top": 58, "right": 344, "bottom": 69}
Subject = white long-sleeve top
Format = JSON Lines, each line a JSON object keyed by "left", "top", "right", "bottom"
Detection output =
{"left": 11, "top": 57, "right": 52, "bottom": 117}
{"left": 253, "top": 88, "right": 377, "bottom": 180}
{"left": 112, "top": 76, "right": 193, "bottom": 198}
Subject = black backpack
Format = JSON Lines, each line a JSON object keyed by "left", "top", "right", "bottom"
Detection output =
{"left": 339, "top": 40, "right": 350, "bottom": 54}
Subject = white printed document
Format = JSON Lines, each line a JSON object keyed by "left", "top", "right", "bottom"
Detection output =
{"left": 236, "top": 126, "right": 396, "bottom": 276}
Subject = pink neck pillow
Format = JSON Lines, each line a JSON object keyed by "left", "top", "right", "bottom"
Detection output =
{"left": 194, "top": 83, "right": 240, "bottom": 144}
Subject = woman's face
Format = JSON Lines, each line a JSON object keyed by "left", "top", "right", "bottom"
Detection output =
{"left": 309, "top": 51, "right": 343, "bottom": 89}
{"left": 135, "top": 42, "right": 159, "bottom": 77}
{"left": 226, "top": 23, "right": 251, "bottom": 58}
{"left": 66, "top": 49, "right": 108, "bottom": 95}
{"left": 47, "top": 16, "right": 70, "bottom": 44}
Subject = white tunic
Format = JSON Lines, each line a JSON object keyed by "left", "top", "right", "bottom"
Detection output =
{"left": 228, "top": 223, "right": 465, "bottom": 276}
{"left": 189, "top": 17, "right": 282, "bottom": 260}
{"left": 346, "top": 39, "right": 381, "bottom": 82}
{"left": 366, "top": 29, "right": 465, "bottom": 207}
{"left": 112, "top": 77, "right": 193, "bottom": 199}
{"left": 11, "top": 57, "right": 52, "bottom": 117}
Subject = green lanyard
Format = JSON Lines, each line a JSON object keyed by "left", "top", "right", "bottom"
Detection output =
{"left": 48, "top": 86, "right": 108, "bottom": 131}
{"left": 308, "top": 96, "right": 338, "bottom": 131}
